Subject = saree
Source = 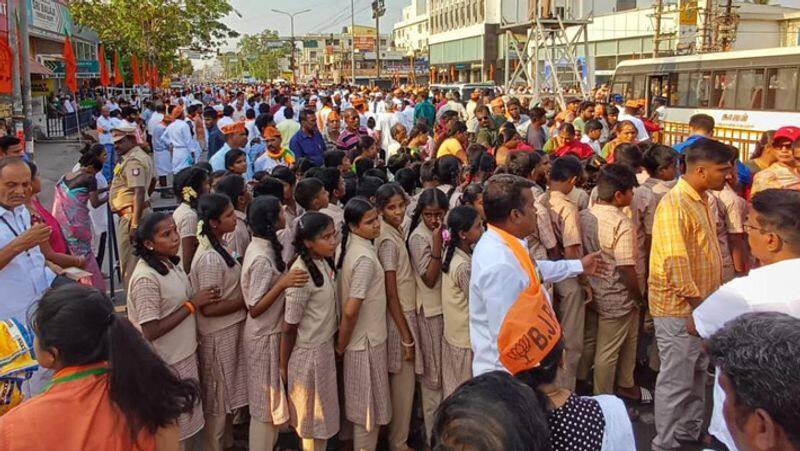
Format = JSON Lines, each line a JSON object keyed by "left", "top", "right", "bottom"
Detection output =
{"left": 51, "top": 176, "right": 105, "bottom": 290}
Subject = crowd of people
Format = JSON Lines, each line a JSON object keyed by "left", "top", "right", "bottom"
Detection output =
{"left": 0, "top": 81, "right": 799, "bottom": 451}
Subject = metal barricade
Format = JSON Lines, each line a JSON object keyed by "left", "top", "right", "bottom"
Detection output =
{"left": 660, "top": 121, "right": 763, "bottom": 161}
{"left": 44, "top": 108, "right": 95, "bottom": 139}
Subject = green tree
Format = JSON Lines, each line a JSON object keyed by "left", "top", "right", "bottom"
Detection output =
{"left": 71, "top": 0, "right": 238, "bottom": 73}
{"left": 218, "top": 30, "right": 287, "bottom": 81}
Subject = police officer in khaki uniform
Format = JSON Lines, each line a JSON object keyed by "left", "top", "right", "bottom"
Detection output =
{"left": 109, "top": 124, "right": 154, "bottom": 289}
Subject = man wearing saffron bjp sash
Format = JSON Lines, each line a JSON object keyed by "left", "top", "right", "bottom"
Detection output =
{"left": 255, "top": 126, "right": 295, "bottom": 173}
{"left": 469, "top": 174, "right": 607, "bottom": 377}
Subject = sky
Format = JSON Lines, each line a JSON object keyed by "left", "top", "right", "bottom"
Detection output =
{"left": 218, "top": 0, "right": 404, "bottom": 52}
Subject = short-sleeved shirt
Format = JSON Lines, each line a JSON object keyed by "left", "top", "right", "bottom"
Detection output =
{"left": 109, "top": 146, "right": 154, "bottom": 211}
{"left": 436, "top": 138, "right": 464, "bottom": 161}
{"left": 580, "top": 204, "right": 636, "bottom": 318}
{"left": 223, "top": 210, "right": 251, "bottom": 260}
{"left": 539, "top": 190, "right": 583, "bottom": 251}
{"left": 751, "top": 162, "right": 800, "bottom": 196}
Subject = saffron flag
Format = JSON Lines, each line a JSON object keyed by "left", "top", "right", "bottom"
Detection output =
{"left": 98, "top": 44, "right": 109, "bottom": 87}
{"left": 131, "top": 55, "right": 140, "bottom": 85}
{"left": 113, "top": 52, "right": 122, "bottom": 85}
{"left": 63, "top": 35, "right": 77, "bottom": 93}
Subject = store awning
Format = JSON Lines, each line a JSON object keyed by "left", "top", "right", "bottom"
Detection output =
{"left": 29, "top": 58, "right": 54, "bottom": 76}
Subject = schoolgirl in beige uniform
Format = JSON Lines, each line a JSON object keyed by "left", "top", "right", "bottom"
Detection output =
{"left": 241, "top": 196, "right": 309, "bottom": 450}
{"left": 335, "top": 197, "right": 392, "bottom": 451}
{"left": 375, "top": 183, "right": 422, "bottom": 451}
{"left": 172, "top": 166, "right": 210, "bottom": 273}
{"left": 215, "top": 174, "right": 252, "bottom": 260}
{"left": 407, "top": 187, "right": 450, "bottom": 444}
{"left": 128, "top": 211, "right": 218, "bottom": 448}
{"left": 440, "top": 206, "right": 483, "bottom": 398}
{"left": 280, "top": 212, "right": 340, "bottom": 451}
{"left": 189, "top": 193, "right": 249, "bottom": 451}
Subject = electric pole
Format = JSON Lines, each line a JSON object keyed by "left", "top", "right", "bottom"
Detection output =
{"left": 372, "top": 0, "right": 385, "bottom": 81}
{"left": 351, "top": 0, "right": 356, "bottom": 84}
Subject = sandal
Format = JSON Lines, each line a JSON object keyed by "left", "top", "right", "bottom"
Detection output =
{"left": 617, "top": 386, "right": 653, "bottom": 405}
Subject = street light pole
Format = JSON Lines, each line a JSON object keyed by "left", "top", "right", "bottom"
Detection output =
{"left": 350, "top": 0, "right": 356, "bottom": 84}
{"left": 372, "top": 0, "right": 385, "bottom": 82}
{"left": 271, "top": 8, "right": 311, "bottom": 83}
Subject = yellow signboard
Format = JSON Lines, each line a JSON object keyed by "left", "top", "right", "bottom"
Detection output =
{"left": 31, "top": 79, "right": 54, "bottom": 97}
{"left": 679, "top": 0, "right": 698, "bottom": 26}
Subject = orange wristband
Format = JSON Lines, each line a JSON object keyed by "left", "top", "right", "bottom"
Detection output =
{"left": 183, "top": 301, "right": 196, "bottom": 314}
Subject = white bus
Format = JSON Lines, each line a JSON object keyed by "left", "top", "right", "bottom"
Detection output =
{"left": 610, "top": 47, "right": 800, "bottom": 154}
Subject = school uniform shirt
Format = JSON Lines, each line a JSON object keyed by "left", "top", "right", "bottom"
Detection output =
{"left": 337, "top": 234, "right": 392, "bottom": 428}
{"left": 579, "top": 204, "right": 637, "bottom": 318}
{"left": 538, "top": 190, "right": 583, "bottom": 253}
{"left": 708, "top": 185, "right": 746, "bottom": 281}
{"left": 441, "top": 248, "right": 474, "bottom": 398}
{"left": 408, "top": 225, "right": 443, "bottom": 317}
{"left": 692, "top": 258, "right": 800, "bottom": 451}
{"left": 639, "top": 177, "right": 676, "bottom": 204}
{"left": 223, "top": 210, "right": 251, "bottom": 260}
{"left": 470, "top": 227, "right": 584, "bottom": 376}
{"left": 189, "top": 245, "right": 248, "bottom": 415}
{"left": 284, "top": 257, "right": 340, "bottom": 439}
{"left": 376, "top": 217, "right": 423, "bottom": 373}
{"left": 173, "top": 203, "right": 198, "bottom": 262}
{"left": 127, "top": 260, "right": 205, "bottom": 440}
{"left": 528, "top": 187, "right": 558, "bottom": 261}
{"left": 581, "top": 135, "right": 602, "bottom": 155}
{"left": 241, "top": 237, "right": 290, "bottom": 425}
{"left": 319, "top": 203, "right": 345, "bottom": 244}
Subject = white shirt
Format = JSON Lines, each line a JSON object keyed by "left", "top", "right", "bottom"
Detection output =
{"left": 0, "top": 205, "right": 56, "bottom": 321}
{"left": 581, "top": 135, "right": 602, "bottom": 155}
{"left": 96, "top": 116, "right": 115, "bottom": 145}
{"left": 146, "top": 112, "right": 164, "bottom": 137}
{"left": 617, "top": 112, "right": 650, "bottom": 141}
{"left": 470, "top": 227, "right": 584, "bottom": 376}
{"left": 692, "top": 258, "right": 800, "bottom": 451}
{"left": 161, "top": 120, "right": 193, "bottom": 150}
{"left": 511, "top": 114, "right": 531, "bottom": 137}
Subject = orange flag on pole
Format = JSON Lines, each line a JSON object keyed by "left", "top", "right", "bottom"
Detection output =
{"left": 98, "top": 44, "right": 109, "bottom": 87}
{"left": 112, "top": 52, "right": 122, "bottom": 85}
{"left": 63, "top": 35, "right": 77, "bottom": 93}
{"left": 130, "top": 55, "right": 140, "bottom": 85}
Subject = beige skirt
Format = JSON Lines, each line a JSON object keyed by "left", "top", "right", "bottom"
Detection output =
{"left": 172, "top": 353, "right": 205, "bottom": 440}
{"left": 197, "top": 322, "right": 249, "bottom": 415}
{"left": 343, "top": 342, "right": 392, "bottom": 430}
{"left": 441, "top": 339, "right": 474, "bottom": 399}
{"left": 387, "top": 310, "right": 423, "bottom": 375}
{"left": 245, "top": 331, "right": 289, "bottom": 424}
{"left": 287, "top": 338, "right": 340, "bottom": 440}
{"left": 417, "top": 311, "right": 444, "bottom": 390}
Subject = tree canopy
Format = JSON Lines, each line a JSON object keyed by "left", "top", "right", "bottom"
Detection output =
{"left": 218, "top": 30, "right": 289, "bottom": 81}
{"left": 71, "top": 0, "right": 238, "bottom": 69}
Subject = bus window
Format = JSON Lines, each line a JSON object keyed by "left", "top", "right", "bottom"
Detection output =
{"left": 712, "top": 71, "right": 737, "bottom": 109}
{"left": 668, "top": 73, "right": 679, "bottom": 106}
{"left": 766, "top": 67, "right": 798, "bottom": 111}
{"left": 736, "top": 69, "right": 765, "bottom": 110}
{"left": 686, "top": 73, "right": 700, "bottom": 107}
{"left": 675, "top": 72, "right": 691, "bottom": 106}
{"left": 633, "top": 76, "right": 646, "bottom": 100}
{"left": 697, "top": 72, "right": 712, "bottom": 108}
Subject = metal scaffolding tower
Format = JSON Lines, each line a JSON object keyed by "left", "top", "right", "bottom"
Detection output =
{"left": 502, "top": 11, "right": 591, "bottom": 110}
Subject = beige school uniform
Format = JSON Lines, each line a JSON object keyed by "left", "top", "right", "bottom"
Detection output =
{"left": 320, "top": 203, "right": 345, "bottom": 244}
{"left": 240, "top": 238, "right": 290, "bottom": 432}
{"left": 709, "top": 185, "right": 746, "bottom": 283}
{"left": 437, "top": 184, "right": 463, "bottom": 210}
{"left": 190, "top": 245, "right": 248, "bottom": 451}
{"left": 338, "top": 234, "right": 391, "bottom": 449}
{"left": 538, "top": 189, "right": 585, "bottom": 391}
{"left": 376, "top": 217, "right": 422, "bottom": 451}
{"left": 408, "top": 223, "right": 444, "bottom": 444}
{"left": 127, "top": 260, "right": 204, "bottom": 441}
{"left": 223, "top": 210, "right": 251, "bottom": 260}
{"left": 441, "top": 248, "right": 473, "bottom": 399}
{"left": 284, "top": 257, "right": 340, "bottom": 440}
{"left": 173, "top": 202, "right": 198, "bottom": 265}
{"left": 578, "top": 204, "right": 639, "bottom": 395}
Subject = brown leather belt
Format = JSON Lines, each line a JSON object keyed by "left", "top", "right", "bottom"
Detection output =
{"left": 115, "top": 202, "right": 150, "bottom": 218}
